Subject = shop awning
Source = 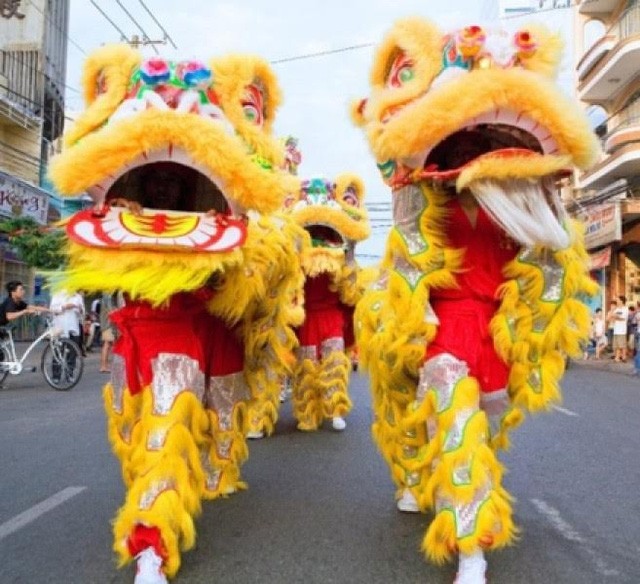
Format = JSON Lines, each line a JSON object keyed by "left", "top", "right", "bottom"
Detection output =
{"left": 589, "top": 246, "right": 612, "bottom": 270}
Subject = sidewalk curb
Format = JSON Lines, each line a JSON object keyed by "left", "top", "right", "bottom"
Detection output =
{"left": 569, "top": 358, "right": 637, "bottom": 377}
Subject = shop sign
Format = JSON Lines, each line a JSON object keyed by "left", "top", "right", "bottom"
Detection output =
{"left": 581, "top": 203, "right": 622, "bottom": 249}
{"left": 0, "top": 172, "right": 49, "bottom": 225}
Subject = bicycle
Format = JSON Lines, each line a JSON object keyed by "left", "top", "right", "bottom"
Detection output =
{"left": 0, "top": 316, "right": 84, "bottom": 391}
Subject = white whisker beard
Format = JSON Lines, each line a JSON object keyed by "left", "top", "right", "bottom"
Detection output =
{"left": 469, "top": 178, "right": 571, "bottom": 250}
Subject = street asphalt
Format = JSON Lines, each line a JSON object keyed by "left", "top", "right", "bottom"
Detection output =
{"left": 0, "top": 347, "right": 639, "bottom": 583}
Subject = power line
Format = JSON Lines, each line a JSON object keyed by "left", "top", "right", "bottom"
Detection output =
{"left": 270, "top": 42, "right": 373, "bottom": 65}
{"left": 137, "top": 0, "right": 178, "bottom": 50}
{"left": 115, "top": 0, "right": 160, "bottom": 55}
{"left": 89, "top": 0, "right": 128, "bottom": 41}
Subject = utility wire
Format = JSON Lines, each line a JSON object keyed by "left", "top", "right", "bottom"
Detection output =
{"left": 137, "top": 0, "right": 178, "bottom": 49}
{"left": 270, "top": 42, "right": 374, "bottom": 65}
{"left": 115, "top": 0, "right": 159, "bottom": 54}
{"left": 267, "top": 4, "right": 577, "bottom": 65}
{"left": 89, "top": 0, "right": 128, "bottom": 41}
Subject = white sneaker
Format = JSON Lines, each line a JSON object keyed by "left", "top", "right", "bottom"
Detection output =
{"left": 134, "top": 547, "right": 167, "bottom": 584}
{"left": 454, "top": 552, "right": 487, "bottom": 584}
{"left": 396, "top": 489, "right": 420, "bottom": 513}
{"left": 247, "top": 430, "right": 264, "bottom": 440}
{"left": 331, "top": 416, "right": 346, "bottom": 431}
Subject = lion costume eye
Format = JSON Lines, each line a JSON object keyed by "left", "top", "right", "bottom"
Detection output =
{"left": 342, "top": 187, "right": 359, "bottom": 207}
{"left": 241, "top": 84, "right": 264, "bottom": 126}
{"left": 387, "top": 52, "right": 415, "bottom": 88}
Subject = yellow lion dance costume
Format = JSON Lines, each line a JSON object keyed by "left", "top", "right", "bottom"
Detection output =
{"left": 49, "top": 46, "right": 303, "bottom": 581}
{"left": 351, "top": 18, "right": 599, "bottom": 583}
{"left": 245, "top": 173, "right": 370, "bottom": 436}
{"left": 288, "top": 174, "right": 370, "bottom": 432}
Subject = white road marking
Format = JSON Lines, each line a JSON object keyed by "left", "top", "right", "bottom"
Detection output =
{"left": 0, "top": 486, "right": 87, "bottom": 541}
{"left": 551, "top": 404, "right": 579, "bottom": 417}
{"left": 531, "top": 498, "right": 620, "bottom": 578}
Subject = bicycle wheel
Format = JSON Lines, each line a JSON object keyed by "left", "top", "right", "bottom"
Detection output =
{"left": 41, "top": 338, "right": 84, "bottom": 391}
{"left": 0, "top": 346, "right": 10, "bottom": 385}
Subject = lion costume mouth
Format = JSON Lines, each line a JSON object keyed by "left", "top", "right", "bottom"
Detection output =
{"left": 400, "top": 108, "right": 559, "bottom": 181}
{"left": 305, "top": 224, "right": 346, "bottom": 249}
{"left": 66, "top": 148, "right": 248, "bottom": 252}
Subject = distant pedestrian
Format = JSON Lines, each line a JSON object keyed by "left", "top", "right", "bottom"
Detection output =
{"left": 50, "top": 290, "right": 85, "bottom": 353}
{"left": 606, "top": 299, "right": 617, "bottom": 353}
{"left": 593, "top": 308, "right": 607, "bottom": 359}
{"left": 612, "top": 295, "right": 629, "bottom": 362}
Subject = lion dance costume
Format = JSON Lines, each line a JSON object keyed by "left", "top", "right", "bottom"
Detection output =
{"left": 351, "top": 19, "right": 599, "bottom": 583}
{"left": 49, "top": 46, "right": 303, "bottom": 582}
{"left": 288, "top": 175, "right": 370, "bottom": 432}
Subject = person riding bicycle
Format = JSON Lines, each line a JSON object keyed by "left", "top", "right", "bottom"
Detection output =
{"left": 0, "top": 281, "right": 47, "bottom": 327}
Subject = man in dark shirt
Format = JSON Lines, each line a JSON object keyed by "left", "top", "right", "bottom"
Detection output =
{"left": 0, "top": 281, "right": 44, "bottom": 326}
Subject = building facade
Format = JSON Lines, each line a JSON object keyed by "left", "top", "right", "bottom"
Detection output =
{"left": 0, "top": 0, "right": 70, "bottom": 303}
{"left": 573, "top": 0, "right": 640, "bottom": 309}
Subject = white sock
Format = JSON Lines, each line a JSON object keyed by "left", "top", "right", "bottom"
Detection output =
{"left": 459, "top": 549, "right": 486, "bottom": 570}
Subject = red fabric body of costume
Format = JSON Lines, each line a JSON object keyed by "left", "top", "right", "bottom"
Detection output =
{"left": 296, "top": 274, "right": 354, "bottom": 359}
{"left": 111, "top": 291, "right": 244, "bottom": 395}
{"left": 425, "top": 199, "right": 518, "bottom": 393}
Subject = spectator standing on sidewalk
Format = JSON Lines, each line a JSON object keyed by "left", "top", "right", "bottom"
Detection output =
{"left": 612, "top": 295, "right": 629, "bottom": 362}
{"left": 606, "top": 299, "right": 617, "bottom": 353}
{"left": 593, "top": 308, "right": 607, "bottom": 360}
{"left": 50, "top": 290, "right": 85, "bottom": 353}
{"left": 628, "top": 305, "right": 637, "bottom": 356}
{"left": 633, "top": 305, "right": 640, "bottom": 376}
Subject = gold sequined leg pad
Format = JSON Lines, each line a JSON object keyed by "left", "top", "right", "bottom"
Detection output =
{"left": 292, "top": 346, "right": 323, "bottom": 431}
{"left": 318, "top": 337, "right": 352, "bottom": 419}
{"left": 418, "top": 353, "right": 517, "bottom": 564}
{"left": 202, "top": 372, "right": 252, "bottom": 499}
{"left": 111, "top": 354, "right": 210, "bottom": 579}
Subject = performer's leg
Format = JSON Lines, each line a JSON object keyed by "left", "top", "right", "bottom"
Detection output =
{"left": 201, "top": 316, "right": 252, "bottom": 497}
{"left": 109, "top": 353, "right": 210, "bottom": 580}
{"left": 417, "top": 354, "right": 515, "bottom": 579}
{"left": 202, "top": 372, "right": 251, "bottom": 498}
{"left": 318, "top": 337, "right": 352, "bottom": 431}
{"left": 292, "top": 346, "right": 324, "bottom": 431}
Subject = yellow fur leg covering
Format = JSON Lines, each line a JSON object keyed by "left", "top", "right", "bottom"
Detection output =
{"left": 108, "top": 387, "right": 211, "bottom": 578}
{"left": 416, "top": 354, "right": 516, "bottom": 564}
{"left": 292, "top": 356, "right": 324, "bottom": 431}
{"left": 246, "top": 384, "right": 280, "bottom": 437}
{"left": 292, "top": 347, "right": 352, "bottom": 430}
{"left": 319, "top": 350, "right": 352, "bottom": 419}
{"left": 201, "top": 405, "right": 249, "bottom": 499}
{"left": 103, "top": 382, "right": 144, "bottom": 487}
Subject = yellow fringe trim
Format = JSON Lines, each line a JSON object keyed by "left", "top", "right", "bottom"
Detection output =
{"left": 109, "top": 388, "right": 211, "bottom": 578}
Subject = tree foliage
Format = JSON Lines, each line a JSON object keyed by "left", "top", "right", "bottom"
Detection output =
{"left": 0, "top": 217, "right": 67, "bottom": 271}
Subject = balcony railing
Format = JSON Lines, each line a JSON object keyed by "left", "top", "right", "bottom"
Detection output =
{"left": 614, "top": 4, "right": 640, "bottom": 40}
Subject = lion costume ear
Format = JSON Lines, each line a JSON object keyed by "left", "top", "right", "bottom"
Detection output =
{"left": 65, "top": 44, "right": 141, "bottom": 147}
{"left": 210, "top": 55, "right": 282, "bottom": 131}
{"left": 514, "top": 23, "right": 563, "bottom": 79}
{"left": 335, "top": 173, "right": 365, "bottom": 207}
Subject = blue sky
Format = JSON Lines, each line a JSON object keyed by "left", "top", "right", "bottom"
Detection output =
{"left": 65, "top": 0, "right": 573, "bottom": 262}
